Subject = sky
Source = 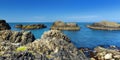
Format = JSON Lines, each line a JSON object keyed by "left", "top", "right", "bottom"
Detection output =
{"left": 0, "top": 0, "right": 120, "bottom": 22}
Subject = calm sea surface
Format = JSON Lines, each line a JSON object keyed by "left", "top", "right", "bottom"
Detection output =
{"left": 9, "top": 22, "right": 120, "bottom": 48}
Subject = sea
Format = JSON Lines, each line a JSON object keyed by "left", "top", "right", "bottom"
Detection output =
{"left": 9, "top": 22, "right": 120, "bottom": 49}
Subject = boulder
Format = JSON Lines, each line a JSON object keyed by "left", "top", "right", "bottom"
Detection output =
{"left": 0, "top": 20, "right": 11, "bottom": 30}
{"left": 26, "top": 30, "right": 88, "bottom": 60}
{"left": 15, "top": 24, "right": 47, "bottom": 30}
{"left": 90, "top": 46, "right": 120, "bottom": 60}
{"left": 0, "top": 30, "right": 35, "bottom": 45}
{"left": 51, "top": 21, "right": 80, "bottom": 31}
{"left": 87, "top": 21, "right": 120, "bottom": 30}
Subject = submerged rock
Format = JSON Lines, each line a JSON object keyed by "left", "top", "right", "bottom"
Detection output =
{"left": 50, "top": 21, "right": 80, "bottom": 31}
{"left": 0, "top": 30, "right": 35, "bottom": 45}
{"left": 26, "top": 30, "right": 88, "bottom": 60}
{"left": 0, "top": 20, "right": 11, "bottom": 30}
{"left": 87, "top": 21, "right": 120, "bottom": 30}
{"left": 15, "top": 24, "right": 47, "bottom": 30}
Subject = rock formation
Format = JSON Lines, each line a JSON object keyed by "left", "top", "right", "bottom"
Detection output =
{"left": 25, "top": 30, "right": 88, "bottom": 60}
{"left": 87, "top": 21, "right": 120, "bottom": 30}
{"left": 15, "top": 24, "right": 47, "bottom": 30}
{"left": 0, "top": 30, "right": 35, "bottom": 45}
{"left": 51, "top": 21, "right": 80, "bottom": 31}
{"left": 0, "top": 30, "right": 88, "bottom": 60}
{"left": 90, "top": 46, "right": 120, "bottom": 60}
{"left": 0, "top": 20, "right": 11, "bottom": 30}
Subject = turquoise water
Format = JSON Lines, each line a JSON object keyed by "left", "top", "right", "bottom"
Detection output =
{"left": 9, "top": 22, "right": 120, "bottom": 48}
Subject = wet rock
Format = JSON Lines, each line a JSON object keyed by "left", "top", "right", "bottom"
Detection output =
{"left": 26, "top": 30, "right": 88, "bottom": 60}
{"left": 15, "top": 24, "right": 47, "bottom": 30}
{"left": 0, "top": 30, "right": 35, "bottom": 45}
{"left": 0, "top": 20, "right": 11, "bottom": 30}
{"left": 87, "top": 21, "right": 120, "bottom": 30}
{"left": 50, "top": 21, "right": 80, "bottom": 31}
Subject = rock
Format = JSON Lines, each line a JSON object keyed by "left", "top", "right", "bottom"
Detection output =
{"left": 15, "top": 24, "right": 47, "bottom": 30}
{"left": 50, "top": 21, "right": 80, "bottom": 31}
{"left": 87, "top": 21, "right": 120, "bottom": 30}
{"left": 0, "top": 30, "right": 35, "bottom": 45}
{"left": 90, "top": 46, "right": 120, "bottom": 60}
{"left": 0, "top": 20, "right": 11, "bottom": 30}
{"left": 26, "top": 30, "right": 88, "bottom": 60}
{"left": 104, "top": 53, "right": 112, "bottom": 59}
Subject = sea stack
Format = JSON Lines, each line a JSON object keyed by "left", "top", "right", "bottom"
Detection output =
{"left": 87, "top": 21, "right": 120, "bottom": 30}
{"left": 0, "top": 20, "right": 11, "bottom": 30}
{"left": 50, "top": 21, "right": 80, "bottom": 31}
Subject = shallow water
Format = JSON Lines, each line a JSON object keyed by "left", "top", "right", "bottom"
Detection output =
{"left": 9, "top": 22, "right": 120, "bottom": 48}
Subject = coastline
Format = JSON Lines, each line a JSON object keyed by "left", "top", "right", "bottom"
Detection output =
{"left": 0, "top": 20, "right": 120, "bottom": 60}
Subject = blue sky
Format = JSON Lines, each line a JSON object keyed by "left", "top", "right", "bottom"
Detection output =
{"left": 0, "top": 0, "right": 120, "bottom": 22}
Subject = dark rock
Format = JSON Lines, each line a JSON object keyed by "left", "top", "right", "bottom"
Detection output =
{"left": 15, "top": 24, "right": 47, "bottom": 30}
{"left": 50, "top": 21, "right": 80, "bottom": 31}
{"left": 0, "top": 20, "right": 11, "bottom": 30}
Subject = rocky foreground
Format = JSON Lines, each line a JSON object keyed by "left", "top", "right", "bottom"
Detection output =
{"left": 90, "top": 46, "right": 120, "bottom": 60}
{"left": 0, "top": 30, "right": 35, "bottom": 45}
{"left": 15, "top": 24, "right": 47, "bottom": 30}
{"left": 0, "top": 30, "right": 88, "bottom": 60}
{"left": 0, "top": 20, "right": 11, "bottom": 30}
{"left": 51, "top": 21, "right": 80, "bottom": 31}
{"left": 87, "top": 21, "right": 120, "bottom": 30}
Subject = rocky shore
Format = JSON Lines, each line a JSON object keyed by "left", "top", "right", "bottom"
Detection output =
{"left": 15, "top": 24, "right": 47, "bottom": 30}
{"left": 90, "top": 46, "right": 120, "bottom": 60}
{"left": 87, "top": 21, "right": 120, "bottom": 30}
{"left": 1, "top": 20, "right": 120, "bottom": 60}
{"left": 0, "top": 30, "right": 35, "bottom": 45}
{"left": 50, "top": 21, "right": 80, "bottom": 31}
{"left": 0, "top": 20, "right": 11, "bottom": 30}
{"left": 0, "top": 30, "right": 88, "bottom": 60}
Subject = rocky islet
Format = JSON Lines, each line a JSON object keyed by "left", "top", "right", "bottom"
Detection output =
{"left": 87, "top": 21, "right": 120, "bottom": 30}
{"left": 15, "top": 24, "right": 47, "bottom": 30}
{"left": 50, "top": 21, "right": 80, "bottom": 31}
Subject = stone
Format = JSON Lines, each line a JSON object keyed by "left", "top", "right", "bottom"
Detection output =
{"left": 0, "top": 20, "right": 11, "bottom": 30}
{"left": 15, "top": 24, "right": 47, "bottom": 30}
{"left": 26, "top": 30, "right": 88, "bottom": 60}
{"left": 87, "top": 21, "right": 120, "bottom": 30}
{"left": 50, "top": 21, "right": 80, "bottom": 31}
{"left": 104, "top": 53, "right": 112, "bottom": 59}
{"left": 0, "top": 30, "right": 35, "bottom": 45}
{"left": 90, "top": 46, "right": 120, "bottom": 60}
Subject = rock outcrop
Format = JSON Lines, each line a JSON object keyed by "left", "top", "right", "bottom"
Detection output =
{"left": 0, "top": 30, "right": 35, "bottom": 45}
{"left": 15, "top": 24, "right": 47, "bottom": 30}
{"left": 0, "top": 20, "right": 11, "bottom": 30}
{"left": 26, "top": 30, "right": 88, "bottom": 60}
{"left": 87, "top": 21, "right": 120, "bottom": 30}
{"left": 50, "top": 21, "right": 80, "bottom": 31}
{"left": 90, "top": 46, "right": 120, "bottom": 60}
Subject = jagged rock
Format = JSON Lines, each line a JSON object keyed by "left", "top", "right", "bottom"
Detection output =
{"left": 87, "top": 21, "right": 120, "bottom": 30}
{"left": 15, "top": 24, "right": 47, "bottom": 30}
{"left": 91, "top": 46, "right": 120, "bottom": 60}
{"left": 26, "top": 30, "right": 88, "bottom": 60}
{"left": 0, "top": 20, "right": 11, "bottom": 30}
{"left": 0, "top": 30, "right": 35, "bottom": 45}
{"left": 50, "top": 21, "right": 80, "bottom": 31}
